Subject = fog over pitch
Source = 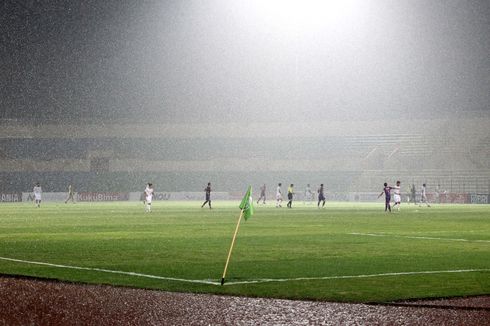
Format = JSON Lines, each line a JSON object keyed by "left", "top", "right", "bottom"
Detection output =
{"left": 1, "top": 0, "right": 489, "bottom": 193}
{"left": 1, "top": 0, "right": 489, "bottom": 123}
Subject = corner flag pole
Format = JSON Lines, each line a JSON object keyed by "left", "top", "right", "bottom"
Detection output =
{"left": 221, "top": 208, "right": 244, "bottom": 285}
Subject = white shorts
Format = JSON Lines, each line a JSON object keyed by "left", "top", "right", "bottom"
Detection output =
{"left": 146, "top": 196, "right": 152, "bottom": 204}
{"left": 34, "top": 194, "right": 41, "bottom": 201}
{"left": 394, "top": 194, "right": 401, "bottom": 203}
{"left": 276, "top": 194, "right": 282, "bottom": 200}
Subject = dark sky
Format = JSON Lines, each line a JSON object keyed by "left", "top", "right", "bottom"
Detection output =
{"left": 1, "top": 0, "right": 489, "bottom": 123}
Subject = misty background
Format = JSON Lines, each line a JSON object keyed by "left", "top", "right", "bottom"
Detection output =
{"left": 0, "top": 0, "right": 489, "bottom": 195}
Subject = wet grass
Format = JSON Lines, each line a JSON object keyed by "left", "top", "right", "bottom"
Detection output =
{"left": 0, "top": 201, "right": 489, "bottom": 302}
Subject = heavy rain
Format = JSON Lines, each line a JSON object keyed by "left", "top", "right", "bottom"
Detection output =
{"left": 1, "top": 1, "right": 490, "bottom": 324}
{"left": 1, "top": 0, "right": 489, "bottom": 198}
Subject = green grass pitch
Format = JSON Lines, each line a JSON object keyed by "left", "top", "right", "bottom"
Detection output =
{"left": 0, "top": 201, "right": 489, "bottom": 303}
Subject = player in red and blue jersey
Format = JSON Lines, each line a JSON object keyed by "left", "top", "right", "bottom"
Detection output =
{"left": 378, "top": 182, "right": 392, "bottom": 212}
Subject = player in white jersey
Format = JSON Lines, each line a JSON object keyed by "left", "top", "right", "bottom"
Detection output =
{"left": 392, "top": 180, "right": 402, "bottom": 211}
{"left": 304, "top": 184, "right": 313, "bottom": 205}
{"left": 144, "top": 183, "right": 154, "bottom": 212}
{"left": 419, "top": 183, "right": 431, "bottom": 207}
{"left": 33, "top": 182, "right": 42, "bottom": 208}
{"left": 275, "top": 183, "right": 283, "bottom": 208}
{"left": 65, "top": 184, "right": 75, "bottom": 204}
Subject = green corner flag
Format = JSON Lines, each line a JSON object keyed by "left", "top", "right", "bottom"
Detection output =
{"left": 239, "top": 186, "right": 254, "bottom": 220}
{"left": 221, "top": 185, "right": 254, "bottom": 285}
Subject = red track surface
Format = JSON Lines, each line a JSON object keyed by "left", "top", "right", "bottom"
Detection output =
{"left": 1, "top": 276, "right": 489, "bottom": 325}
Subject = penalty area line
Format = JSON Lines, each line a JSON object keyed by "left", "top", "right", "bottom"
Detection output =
{"left": 349, "top": 232, "right": 490, "bottom": 243}
{"left": 0, "top": 256, "right": 220, "bottom": 286}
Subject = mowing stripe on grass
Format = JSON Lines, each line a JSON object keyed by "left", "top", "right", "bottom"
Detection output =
{"left": 349, "top": 233, "right": 490, "bottom": 243}
{"left": 0, "top": 256, "right": 220, "bottom": 285}
{"left": 1, "top": 256, "right": 489, "bottom": 287}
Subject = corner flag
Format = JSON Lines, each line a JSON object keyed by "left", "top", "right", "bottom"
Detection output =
{"left": 221, "top": 185, "right": 254, "bottom": 285}
{"left": 239, "top": 186, "right": 254, "bottom": 220}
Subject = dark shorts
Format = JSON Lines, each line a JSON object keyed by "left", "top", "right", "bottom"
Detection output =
{"left": 318, "top": 194, "right": 325, "bottom": 201}
{"left": 205, "top": 194, "right": 211, "bottom": 201}
{"left": 288, "top": 193, "right": 293, "bottom": 200}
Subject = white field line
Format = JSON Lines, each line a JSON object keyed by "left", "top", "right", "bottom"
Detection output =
{"left": 349, "top": 232, "right": 490, "bottom": 243}
{"left": 224, "top": 269, "right": 490, "bottom": 285}
{"left": 0, "top": 256, "right": 220, "bottom": 285}
{"left": 1, "top": 256, "right": 489, "bottom": 286}
{"left": 401, "top": 230, "right": 482, "bottom": 234}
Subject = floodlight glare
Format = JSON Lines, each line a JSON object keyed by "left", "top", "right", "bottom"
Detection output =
{"left": 251, "top": 0, "right": 363, "bottom": 32}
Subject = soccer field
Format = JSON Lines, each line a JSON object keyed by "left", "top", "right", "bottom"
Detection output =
{"left": 0, "top": 201, "right": 489, "bottom": 303}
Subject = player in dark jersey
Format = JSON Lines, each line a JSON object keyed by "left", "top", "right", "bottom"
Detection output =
{"left": 287, "top": 184, "right": 294, "bottom": 208}
{"left": 257, "top": 184, "right": 266, "bottom": 204}
{"left": 201, "top": 182, "right": 212, "bottom": 209}
{"left": 377, "top": 182, "right": 392, "bottom": 212}
{"left": 317, "top": 184, "right": 326, "bottom": 208}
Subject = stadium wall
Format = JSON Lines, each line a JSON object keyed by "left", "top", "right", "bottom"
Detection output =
{"left": 1, "top": 170, "right": 488, "bottom": 195}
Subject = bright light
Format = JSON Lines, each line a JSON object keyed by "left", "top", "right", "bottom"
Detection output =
{"left": 246, "top": 0, "right": 364, "bottom": 33}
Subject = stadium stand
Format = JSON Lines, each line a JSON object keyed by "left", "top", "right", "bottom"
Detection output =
{"left": 0, "top": 118, "right": 488, "bottom": 194}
